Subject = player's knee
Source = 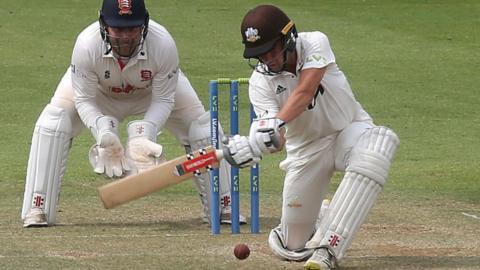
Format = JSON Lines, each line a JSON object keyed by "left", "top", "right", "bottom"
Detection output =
{"left": 187, "top": 111, "right": 211, "bottom": 149}
{"left": 50, "top": 96, "right": 76, "bottom": 115}
{"left": 36, "top": 104, "right": 72, "bottom": 134}
{"left": 268, "top": 226, "right": 314, "bottom": 261}
{"left": 285, "top": 223, "right": 315, "bottom": 250}
{"left": 347, "top": 126, "right": 399, "bottom": 185}
{"left": 187, "top": 111, "right": 229, "bottom": 149}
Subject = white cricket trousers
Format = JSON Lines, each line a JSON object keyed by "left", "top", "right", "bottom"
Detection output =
{"left": 278, "top": 121, "right": 374, "bottom": 250}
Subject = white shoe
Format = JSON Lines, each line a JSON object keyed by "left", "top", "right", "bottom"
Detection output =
{"left": 201, "top": 206, "right": 247, "bottom": 225}
{"left": 23, "top": 208, "right": 48, "bottom": 228}
{"left": 220, "top": 211, "right": 247, "bottom": 225}
{"left": 304, "top": 248, "right": 337, "bottom": 270}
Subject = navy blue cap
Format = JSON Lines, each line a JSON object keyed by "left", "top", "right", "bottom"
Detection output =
{"left": 100, "top": 0, "right": 148, "bottom": 28}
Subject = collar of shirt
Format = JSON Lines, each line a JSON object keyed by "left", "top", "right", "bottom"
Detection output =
{"left": 295, "top": 35, "right": 304, "bottom": 72}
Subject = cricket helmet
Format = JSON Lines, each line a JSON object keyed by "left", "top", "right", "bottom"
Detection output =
{"left": 240, "top": 5, "right": 297, "bottom": 59}
{"left": 99, "top": 0, "right": 149, "bottom": 57}
{"left": 99, "top": 0, "right": 149, "bottom": 28}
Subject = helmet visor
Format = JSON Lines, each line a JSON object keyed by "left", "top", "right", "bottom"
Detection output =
{"left": 106, "top": 26, "right": 144, "bottom": 57}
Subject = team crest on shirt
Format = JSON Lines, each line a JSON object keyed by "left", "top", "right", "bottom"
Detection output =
{"left": 118, "top": 0, "right": 133, "bottom": 15}
{"left": 104, "top": 70, "right": 110, "bottom": 79}
{"left": 140, "top": 70, "right": 152, "bottom": 81}
{"left": 245, "top": 27, "right": 261, "bottom": 43}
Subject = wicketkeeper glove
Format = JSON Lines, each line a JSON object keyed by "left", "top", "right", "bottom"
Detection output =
{"left": 126, "top": 120, "right": 166, "bottom": 173}
{"left": 89, "top": 115, "right": 132, "bottom": 178}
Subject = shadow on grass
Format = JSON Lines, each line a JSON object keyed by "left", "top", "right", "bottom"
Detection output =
{"left": 55, "top": 216, "right": 281, "bottom": 233}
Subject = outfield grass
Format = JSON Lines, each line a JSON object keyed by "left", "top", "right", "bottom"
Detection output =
{"left": 0, "top": 1, "right": 479, "bottom": 269}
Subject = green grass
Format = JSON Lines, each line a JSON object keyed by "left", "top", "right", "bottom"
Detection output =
{"left": 0, "top": 1, "right": 479, "bottom": 269}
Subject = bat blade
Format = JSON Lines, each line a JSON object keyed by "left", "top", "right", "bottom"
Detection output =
{"left": 98, "top": 146, "right": 223, "bottom": 209}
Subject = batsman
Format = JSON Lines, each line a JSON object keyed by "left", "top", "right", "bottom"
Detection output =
{"left": 222, "top": 5, "right": 399, "bottom": 270}
{"left": 21, "top": 0, "right": 245, "bottom": 227}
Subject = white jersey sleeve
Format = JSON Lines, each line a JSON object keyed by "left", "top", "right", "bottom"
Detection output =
{"left": 71, "top": 29, "right": 103, "bottom": 129}
{"left": 143, "top": 25, "right": 178, "bottom": 128}
{"left": 301, "top": 31, "right": 335, "bottom": 70}
{"left": 248, "top": 76, "right": 280, "bottom": 119}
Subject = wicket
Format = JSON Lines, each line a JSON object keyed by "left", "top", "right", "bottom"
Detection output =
{"left": 209, "top": 78, "right": 260, "bottom": 234}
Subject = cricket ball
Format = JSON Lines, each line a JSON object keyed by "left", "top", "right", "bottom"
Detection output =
{"left": 233, "top": 243, "right": 250, "bottom": 260}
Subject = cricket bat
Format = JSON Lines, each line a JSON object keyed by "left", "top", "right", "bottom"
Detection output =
{"left": 98, "top": 146, "right": 224, "bottom": 209}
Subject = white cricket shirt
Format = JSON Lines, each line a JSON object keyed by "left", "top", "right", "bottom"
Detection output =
{"left": 71, "top": 20, "right": 179, "bottom": 131}
{"left": 248, "top": 31, "right": 372, "bottom": 158}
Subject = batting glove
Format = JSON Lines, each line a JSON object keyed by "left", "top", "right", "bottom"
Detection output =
{"left": 222, "top": 135, "right": 261, "bottom": 168}
{"left": 249, "top": 117, "right": 285, "bottom": 155}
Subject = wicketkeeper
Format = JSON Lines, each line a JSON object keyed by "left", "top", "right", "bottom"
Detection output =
{"left": 21, "top": 0, "right": 245, "bottom": 227}
{"left": 223, "top": 5, "right": 399, "bottom": 270}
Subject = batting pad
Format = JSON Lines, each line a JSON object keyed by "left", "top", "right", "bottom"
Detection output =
{"left": 22, "top": 104, "right": 72, "bottom": 224}
{"left": 187, "top": 111, "right": 232, "bottom": 222}
{"left": 306, "top": 127, "right": 399, "bottom": 260}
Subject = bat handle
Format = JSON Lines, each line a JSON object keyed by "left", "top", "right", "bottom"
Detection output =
{"left": 215, "top": 149, "right": 225, "bottom": 161}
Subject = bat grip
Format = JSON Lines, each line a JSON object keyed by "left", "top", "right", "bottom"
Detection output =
{"left": 215, "top": 149, "right": 225, "bottom": 161}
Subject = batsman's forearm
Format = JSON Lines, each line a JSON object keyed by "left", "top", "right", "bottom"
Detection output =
{"left": 276, "top": 90, "right": 314, "bottom": 122}
{"left": 277, "top": 67, "right": 326, "bottom": 122}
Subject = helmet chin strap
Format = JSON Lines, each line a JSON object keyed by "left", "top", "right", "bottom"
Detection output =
{"left": 104, "top": 43, "right": 113, "bottom": 56}
{"left": 280, "top": 49, "right": 290, "bottom": 72}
